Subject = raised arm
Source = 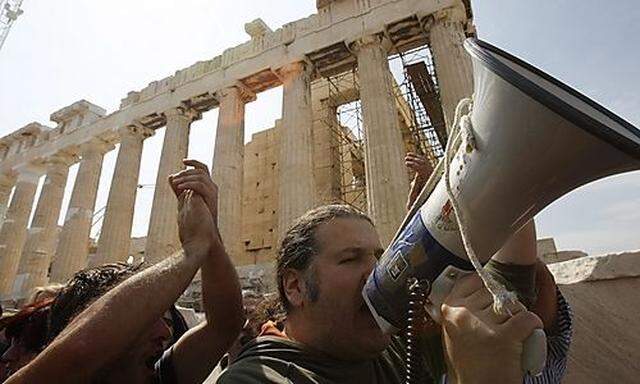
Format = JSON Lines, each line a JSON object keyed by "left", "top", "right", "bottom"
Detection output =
{"left": 405, "top": 152, "right": 433, "bottom": 210}
{"left": 491, "top": 221, "right": 558, "bottom": 330}
{"left": 487, "top": 220, "right": 572, "bottom": 383}
{"left": 7, "top": 189, "right": 216, "bottom": 383}
{"left": 166, "top": 159, "right": 244, "bottom": 384}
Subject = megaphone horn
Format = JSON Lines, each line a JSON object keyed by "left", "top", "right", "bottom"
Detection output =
{"left": 427, "top": 38, "right": 640, "bottom": 262}
{"left": 363, "top": 38, "right": 640, "bottom": 375}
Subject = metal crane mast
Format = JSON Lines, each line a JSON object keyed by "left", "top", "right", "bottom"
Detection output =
{"left": 0, "top": 0, "right": 24, "bottom": 53}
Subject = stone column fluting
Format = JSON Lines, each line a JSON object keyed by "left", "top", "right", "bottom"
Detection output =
{"left": 428, "top": 6, "right": 474, "bottom": 133}
{"left": 353, "top": 35, "right": 410, "bottom": 246}
{"left": 94, "top": 124, "right": 153, "bottom": 266}
{"left": 211, "top": 86, "right": 254, "bottom": 262}
{"left": 0, "top": 164, "right": 43, "bottom": 297}
{"left": 0, "top": 174, "right": 16, "bottom": 226}
{"left": 276, "top": 62, "right": 315, "bottom": 239}
{"left": 50, "top": 140, "right": 112, "bottom": 283}
{"left": 0, "top": 143, "right": 9, "bottom": 162}
{"left": 145, "top": 107, "right": 199, "bottom": 264}
{"left": 14, "top": 152, "right": 75, "bottom": 298}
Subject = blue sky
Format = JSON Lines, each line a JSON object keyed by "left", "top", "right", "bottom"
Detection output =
{"left": 0, "top": 0, "right": 638, "bottom": 255}
{"left": 473, "top": 0, "right": 640, "bottom": 254}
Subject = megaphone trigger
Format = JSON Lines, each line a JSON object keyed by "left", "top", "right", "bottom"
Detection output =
{"left": 524, "top": 329, "right": 547, "bottom": 377}
{"left": 424, "top": 266, "right": 471, "bottom": 323}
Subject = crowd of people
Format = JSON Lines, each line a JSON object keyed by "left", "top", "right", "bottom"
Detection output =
{"left": 0, "top": 154, "right": 572, "bottom": 383}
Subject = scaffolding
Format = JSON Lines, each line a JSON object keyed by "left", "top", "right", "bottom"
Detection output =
{"left": 390, "top": 44, "right": 446, "bottom": 167}
{"left": 317, "top": 67, "right": 368, "bottom": 212}
{"left": 0, "top": 0, "right": 24, "bottom": 53}
{"left": 315, "top": 43, "right": 446, "bottom": 211}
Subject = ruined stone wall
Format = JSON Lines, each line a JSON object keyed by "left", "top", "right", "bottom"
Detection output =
{"left": 238, "top": 74, "right": 418, "bottom": 265}
{"left": 241, "top": 124, "right": 281, "bottom": 265}
{"left": 549, "top": 251, "right": 640, "bottom": 383}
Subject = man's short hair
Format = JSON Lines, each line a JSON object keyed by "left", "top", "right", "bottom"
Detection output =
{"left": 48, "top": 262, "right": 142, "bottom": 342}
{"left": 276, "top": 204, "right": 373, "bottom": 312}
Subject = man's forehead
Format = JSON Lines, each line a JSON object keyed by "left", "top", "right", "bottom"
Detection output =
{"left": 314, "top": 217, "right": 382, "bottom": 251}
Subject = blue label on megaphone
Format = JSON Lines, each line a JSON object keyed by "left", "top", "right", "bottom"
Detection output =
{"left": 363, "top": 211, "right": 474, "bottom": 331}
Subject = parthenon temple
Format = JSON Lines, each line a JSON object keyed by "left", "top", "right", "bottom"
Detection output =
{"left": 0, "top": 0, "right": 475, "bottom": 302}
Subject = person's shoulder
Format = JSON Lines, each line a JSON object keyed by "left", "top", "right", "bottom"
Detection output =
{"left": 211, "top": 356, "right": 291, "bottom": 384}
{"left": 209, "top": 336, "right": 304, "bottom": 384}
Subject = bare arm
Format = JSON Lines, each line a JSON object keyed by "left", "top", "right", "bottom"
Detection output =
{"left": 404, "top": 152, "right": 432, "bottom": 210}
{"left": 167, "top": 160, "right": 244, "bottom": 384}
{"left": 7, "top": 191, "right": 215, "bottom": 384}
{"left": 492, "top": 220, "right": 558, "bottom": 330}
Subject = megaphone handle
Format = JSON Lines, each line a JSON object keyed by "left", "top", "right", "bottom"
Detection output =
{"left": 426, "top": 266, "right": 547, "bottom": 376}
{"left": 523, "top": 329, "right": 547, "bottom": 376}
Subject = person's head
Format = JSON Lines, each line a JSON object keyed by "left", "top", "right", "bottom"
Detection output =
{"left": 277, "top": 204, "right": 389, "bottom": 361}
{"left": 48, "top": 263, "right": 142, "bottom": 341}
{"left": 227, "top": 294, "right": 286, "bottom": 362}
{"left": 250, "top": 294, "right": 286, "bottom": 335}
{"left": 49, "top": 263, "right": 171, "bottom": 383}
{"left": 0, "top": 299, "right": 53, "bottom": 381}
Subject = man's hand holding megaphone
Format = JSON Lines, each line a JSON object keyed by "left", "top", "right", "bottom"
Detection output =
{"left": 405, "top": 153, "right": 557, "bottom": 378}
{"left": 441, "top": 273, "right": 543, "bottom": 384}
{"left": 364, "top": 38, "right": 639, "bottom": 381}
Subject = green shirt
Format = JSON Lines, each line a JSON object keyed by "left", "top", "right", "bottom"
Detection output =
{"left": 211, "top": 260, "right": 540, "bottom": 384}
{"left": 212, "top": 335, "right": 416, "bottom": 384}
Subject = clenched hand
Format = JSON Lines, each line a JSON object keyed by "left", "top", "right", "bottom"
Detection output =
{"left": 405, "top": 152, "right": 432, "bottom": 181}
{"left": 171, "top": 159, "right": 222, "bottom": 256}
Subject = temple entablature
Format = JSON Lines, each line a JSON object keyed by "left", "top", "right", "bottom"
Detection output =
{"left": 50, "top": 100, "right": 106, "bottom": 134}
{"left": 245, "top": 19, "right": 273, "bottom": 39}
{"left": 0, "top": 122, "right": 51, "bottom": 161}
{"left": 1, "top": 0, "right": 475, "bottom": 178}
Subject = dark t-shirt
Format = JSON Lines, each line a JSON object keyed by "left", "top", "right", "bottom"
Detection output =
{"left": 212, "top": 335, "right": 414, "bottom": 384}
{"left": 153, "top": 346, "right": 178, "bottom": 384}
{"left": 209, "top": 289, "right": 573, "bottom": 384}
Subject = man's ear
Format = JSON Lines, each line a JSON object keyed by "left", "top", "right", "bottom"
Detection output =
{"left": 282, "top": 269, "right": 307, "bottom": 309}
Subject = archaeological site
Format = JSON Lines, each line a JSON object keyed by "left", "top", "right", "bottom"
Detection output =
{"left": 0, "top": 1, "right": 637, "bottom": 382}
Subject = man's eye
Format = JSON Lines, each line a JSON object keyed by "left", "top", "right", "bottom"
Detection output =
{"left": 339, "top": 257, "right": 356, "bottom": 264}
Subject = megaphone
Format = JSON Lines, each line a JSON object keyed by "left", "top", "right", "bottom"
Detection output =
{"left": 363, "top": 38, "right": 640, "bottom": 375}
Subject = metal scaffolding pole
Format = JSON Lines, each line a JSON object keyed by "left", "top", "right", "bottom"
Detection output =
{"left": 0, "top": 0, "right": 25, "bottom": 53}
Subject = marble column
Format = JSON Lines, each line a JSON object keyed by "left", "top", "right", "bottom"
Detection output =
{"left": 429, "top": 6, "right": 474, "bottom": 133}
{"left": 94, "top": 124, "right": 153, "bottom": 266}
{"left": 145, "top": 107, "right": 198, "bottom": 264}
{"left": 354, "top": 35, "right": 410, "bottom": 246}
{"left": 0, "top": 165, "right": 43, "bottom": 297}
{"left": 50, "top": 140, "right": 112, "bottom": 283}
{"left": 0, "top": 143, "right": 9, "bottom": 161}
{"left": 277, "top": 62, "right": 315, "bottom": 239}
{"left": 0, "top": 174, "right": 16, "bottom": 226}
{"left": 14, "top": 153, "right": 75, "bottom": 298}
{"left": 212, "top": 86, "right": 254, "bottom": 262}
